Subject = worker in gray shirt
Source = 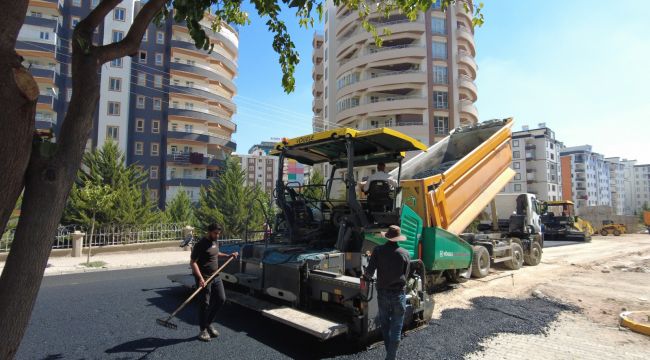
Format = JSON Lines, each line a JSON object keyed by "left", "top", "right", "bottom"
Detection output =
{"left": 363, "top": 225, "right": 411, "bottom": 360}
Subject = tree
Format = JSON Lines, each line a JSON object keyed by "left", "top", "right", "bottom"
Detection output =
{"left": 165, "top": 189, "right": 195, "bottom": 225}
{"left": 303, "top": 169, "right": 325, "bottom": 201}
{"left": 63, "top": 141, "right": 160, "bottom": 227}
{"left": 0, "top": 1, "right": 482, "bottom": 356}
{"left": 71, "top": 182, "right": 116, "bottom": 265}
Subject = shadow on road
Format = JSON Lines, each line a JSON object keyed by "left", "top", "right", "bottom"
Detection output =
{"left": 145, "top": 283, "right": 578, "bottom": 359}
{"left": 105, "top": 336, "right": 195, "bottom": 360}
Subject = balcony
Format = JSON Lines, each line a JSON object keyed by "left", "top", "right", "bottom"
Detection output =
{"left": 336, "top": 95, "right": 427, "bottom": 123}
{"left": 169, "top": 85, "right": 235, "bottom": 112}
{"left": 168, "top": 107, "right": 236, "bottom": 131}
{"left": 168, "top": 130, "right": 209, "bottom": 143}
{"left": 37, "top": 94, "right": 55, "bottom": 109}
{"left": 16, "top": 40, "right": 55, "bottom": 53}
{"left": 457, "top": 50, "right": 478, "bottom": 78}
{"left": 166, "top": 152, "right": 226, "bottom": 167}
{"left": 458, "top": 74, "right": 477, "bottom": 102}
{"left": 170, "top": 61, "right": 236, "bottom": 94}
{"left": 525, "top": 144, "right": 536, "bottom": 150}
{"left": 312, "top": 98, "right": 323, "bottom": 113}
{"left": 170, "top": 39, "right": 237, "bottom": 73}
{"left": 30, "top": 65, "right": 57, "bottom": 80}
{"left": 456, "top": 26, "right": 476, "bottom": 56}
{"left": 337, "top": 45, "right": 426, "bottom": 77}
{"left": 456, "top": 1, "right": 473, "bottom": 22}
{"left": 312, "top": 64, "right": 323, "bottom": 80}
{"left": 23, "top": 16, "right": 58, "bottom": 30}
{"left": 458, "top": 99, "right": 478, "bottom": 123}
{"left": 166, "top": 177, "right": 211, "bottom": 188}
{"left": 337, "top": 70, "right": 426, "bottom": 97}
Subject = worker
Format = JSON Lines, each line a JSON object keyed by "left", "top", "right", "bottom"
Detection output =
{"left": 360, "top": 163, "right": 398, "bottom": 193}
{"left": 363, "top": 225, "right": 410, "bottom": 360}
{"left": 190, "top": 223, "right": 238, "bottom": 342}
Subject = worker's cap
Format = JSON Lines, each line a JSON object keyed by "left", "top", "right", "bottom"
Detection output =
{"left": 382, "top": 225, "right": 406, "bottom": 242}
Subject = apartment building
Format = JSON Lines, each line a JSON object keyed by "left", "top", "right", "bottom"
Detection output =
{"left": 604, "top": 157, "right": 629, "bottom": 215}
{"left": 502, "top": 124, "right": 563, "bottom": 201}
{"left": 312, "top": 0, "right": 478, "bottom": 180}
{"left": 237, "top": 149, "right": 279, "bottom": 195}
{"left": 560, "top": 145, "right": 611, "bottom": 214}
{"left": 248, "top": 140, "right": 309, "bottom": 187}
{"left": 17, "top": 0, "right": 238, "bottom": 206}
{"left": 632, "top": 164, "right": 650, "bottom": 211}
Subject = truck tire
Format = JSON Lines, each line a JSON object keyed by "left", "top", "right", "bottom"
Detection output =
{"left": 504, "top": 243, "right": 523, "bottom": 270}
{"left": 524, "top": 242, "right": 542, "bottom": 266}
{"left": 471, "top": 246, "right": 490, "bottom": 278}
{"left": 613, "top": 229, "right": 621, "bottom": 236}
{"left": 600, "top": 229, "right": 608, "bottom": 236}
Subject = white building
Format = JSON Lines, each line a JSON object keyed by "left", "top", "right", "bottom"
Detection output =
{"left": 633, "top": 164, "right": 650, "bottom": 212}
{"left": 503, "top": 124, "right": 563, "bottom": 201}
{"left": 604, "top": 157, "right": 628, "bottom": 215}
{"left": 560, "top": 145, "right": 611, "bottom": 214}
{"left": 236, "top": 150, "right": 279, "bottom": 195}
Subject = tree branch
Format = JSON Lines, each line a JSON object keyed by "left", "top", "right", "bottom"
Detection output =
{"left": 76, "top": 0, "right": 122, "bottom": 34}
{"left": 97, "top": 0, "right": 167, "bottom": 63}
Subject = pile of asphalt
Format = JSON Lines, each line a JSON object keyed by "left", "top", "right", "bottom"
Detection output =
{"left": 332, "top": 296, "right": 579, "bottom": 360}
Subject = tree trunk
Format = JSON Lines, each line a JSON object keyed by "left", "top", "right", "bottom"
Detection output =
{"left": 0, "top": 47, "right": 102, "bottom": 359}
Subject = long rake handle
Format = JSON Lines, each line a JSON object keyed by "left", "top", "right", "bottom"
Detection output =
{"left": 165, "top": 256, "right": 235, "bottom": 321}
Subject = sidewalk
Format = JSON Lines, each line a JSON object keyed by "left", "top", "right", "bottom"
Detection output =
{"left": 0, "top": 246, "right": 192, "bottom": 276}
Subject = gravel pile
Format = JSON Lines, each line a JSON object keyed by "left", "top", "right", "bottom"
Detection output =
{"left": 412, "top": 161, "right": 458, "bottom": 179}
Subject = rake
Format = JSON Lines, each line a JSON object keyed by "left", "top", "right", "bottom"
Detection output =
{"left": 156, "top": 255, "right": 235, "bottom": 330}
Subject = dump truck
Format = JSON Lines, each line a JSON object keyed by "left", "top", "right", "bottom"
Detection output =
{"left": 541, "top": 200, "right": 593, "bottom": 241}
{"left": 168, "top": 118, "right": 526, "bottom": 342}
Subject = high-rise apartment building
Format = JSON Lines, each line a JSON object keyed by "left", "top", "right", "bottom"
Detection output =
{"left": 17, "top": 0, "right": 238, "bottom": 206}
{"left": 632, "top": 164, "right": 650, "bottom": 211}
{"left": 502, "top": 124, "right": 563, "bottom": 201}
{"left": 604, "top": 157, "right": 628, "bottom": 215}
{"left": 237, "top": 149, "right": 279, "bottom": 195}
{"left": 560, "top": 145, "right": 611, "bottom": 214}
{"left": 312, "top": 0, "right": 478, "bottom": 145}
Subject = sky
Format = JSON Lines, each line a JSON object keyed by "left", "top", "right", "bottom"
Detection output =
{"left": 231, "top": 1, "right": 650, "bottom": 163}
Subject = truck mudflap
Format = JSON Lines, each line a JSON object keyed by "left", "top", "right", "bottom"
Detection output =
{"left": 226, "top": 290, "right": 348, "bottom": 340}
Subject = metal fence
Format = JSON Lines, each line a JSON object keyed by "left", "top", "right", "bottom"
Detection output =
{"left": 1, "top": 223, "right": 269, "bottom": 253}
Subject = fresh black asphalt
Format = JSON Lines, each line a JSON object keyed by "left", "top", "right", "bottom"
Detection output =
{"left": 16, "top": 243, "right": 580, "bottom": 359}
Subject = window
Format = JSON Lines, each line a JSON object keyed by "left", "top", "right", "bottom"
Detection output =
{"left": 513, "top": 139, "right": 519, "bottom": 147}
{"left": 31, "top": 11, "right": 42, "bottom": 17}
{"left": 110, "top": 58, "right": 123, "bottom": 67}
{"left": 114, "top": 8, "right": 126, "bottom": 21}
{"left": 71, "top": 16, "right": 80, "bottom": 29}
{"left": 139, "top": 51, "right": 147, "bottom": 63}
{"left": 434, "top": 116, "right": 448, "bottom": 135}
{"left": 515, "top": 173, "right": 521, "bottom": 180}
{"left": 150, "top": 166, "right": 159, "bottom": 179}
{"left": 153, "top": 98, "right": 161, "bottom": 110}
{"left": 112, "top": 30, "right": 124, "bottom": 43}
{"left": 108, "top": 77, "right": 122, "bottom": 91}
{"left": 185, "top": 81, "right": 194, "bottom": 88}
{"left": 513, "top": 162, "right": 520, "bottom": 169}
{"left": 172, "top": 79, "right": 180, "bottom": 86}
{"left": 155, "top": 53, "right": 163, "bottom": 66}
{"left": 72, "top": 0, "right": 81, "bottom": 7}
{"left": 152, "top": 120, "right": 160, "bottom": 133}
{"left": 134, "top": 142, "right": 144, "bottom": 155}
{"left": 184, "top": 124, "right": 193, "bottom": 132}
{"left": 514, "top": 184, "right": 521, "bottom": 191}
{"left": 513, "top": 151, "right": 520, "bottom": 159}
{"left": 137, "top": 72, "right": 146, "bottom": 86}
{"left": 136, "top": 95, "right": 145, "bottom": 109}
{"left": 432, "top": 17, "right": 446, "bottom": 34}
{"left": 431, "top": 0, "right": 441, "bottom": 9}
{"left": 153, "top": 75, "right": 162, "bottom": 88}
{"left": 184, "top": 102, "right": 193, "bottom": 110}
{"left": 150, "top": 143, "right": 159, "bottom": 156}
{"left": 107, "top": 102, "right": 120, "bottom": 116}
{"left": 142, "top": 30, "right": 148, "bottom": 42}
{"left": 39, "top": 32, "right": 49, "bottom": 40}
{"left": 186, "top": 59, "right": 195, "bottom": 66}
{"left": 156, "top": 31, "right": 165, "bottom": 44}
{"left": 106, "top": 126, "right": 119, "bottom": 140}
{"left": 433, "top": 66, "right": 447, "bottom": 84}
{"left": 432, "top": 41, "right": 447, "bottom": 59}
{"left": 433, "top": 91, "right": 448, "bottom": 109}
{"left": 135, "top": 119, "right": 144, "bottom": 132}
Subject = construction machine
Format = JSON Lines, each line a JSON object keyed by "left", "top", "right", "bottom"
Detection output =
{"left": 540, "top": 200, "right": 594, "bottom": 241}
{"left": 168, "top": 118, "right": 533, "bottom": 342}
{"left": 597, "top": 220, "right": 626, "bottom": 236}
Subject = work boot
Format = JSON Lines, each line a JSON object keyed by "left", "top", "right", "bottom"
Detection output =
{"left": 198, "top": 329, "right": 211, "bottom": 342}
{"left": 208, "top": 325, "right": 220, "bottom": 338}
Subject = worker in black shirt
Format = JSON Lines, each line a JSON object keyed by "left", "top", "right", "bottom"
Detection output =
{"left": 190, "top": 223, "right": 238, "bottom": 342}
{"left": 363, "top": 225, "right": 410, "bottom": 360}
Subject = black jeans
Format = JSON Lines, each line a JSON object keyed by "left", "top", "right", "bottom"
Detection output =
{"left": 195, "top": 276, "right": 226, "bottom": 331}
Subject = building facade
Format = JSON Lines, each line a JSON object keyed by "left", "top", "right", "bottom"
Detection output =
{"left": 560, "top": 145, "right": 611, "bottom": 214}
{"left": 604, "top": 157, "right": 628, "bottom": 215}
{"left": 632, "top": 164, "right": 650, "bottom": 212}
{"left": 312, "top": 0, "right": 478, "bottom": 144}
{"left": 17, "top": 0, "right": 238, "bottom": 206}
{"left": 502, "top": 124, "right": 563, "bottom": 201}
{"left": 237, "top": 149, "right": 279, "bottom": 195}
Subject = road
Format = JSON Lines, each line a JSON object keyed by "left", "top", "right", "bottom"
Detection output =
{"left": 16, "top": 236, "right": 649, "bottom": 359}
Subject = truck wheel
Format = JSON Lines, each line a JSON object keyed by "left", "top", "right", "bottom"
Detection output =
{"left": 600, "top": 229, "right": 608, "bottom": 236}
{"left": 524, "top": 242, "right": 542, "bottom": 266}
{"left": 471, "top": 246, "right": 490, "bottom": 278}
{"left": 504, "top": 243, "right": 523, "bottom": 270}
{"left": 613, "top": 229, "right": 621, "bottom": 236}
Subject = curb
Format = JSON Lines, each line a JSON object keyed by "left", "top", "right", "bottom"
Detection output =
{"left": 40, "top": 260, "right": 189, "bottom": 276}
{"left": 620, "top": 311, "right": 650, "bottom": 336}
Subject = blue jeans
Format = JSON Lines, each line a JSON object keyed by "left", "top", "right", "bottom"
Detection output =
{"left": 377, "top": 289, "right": 406, "bottom": 360}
